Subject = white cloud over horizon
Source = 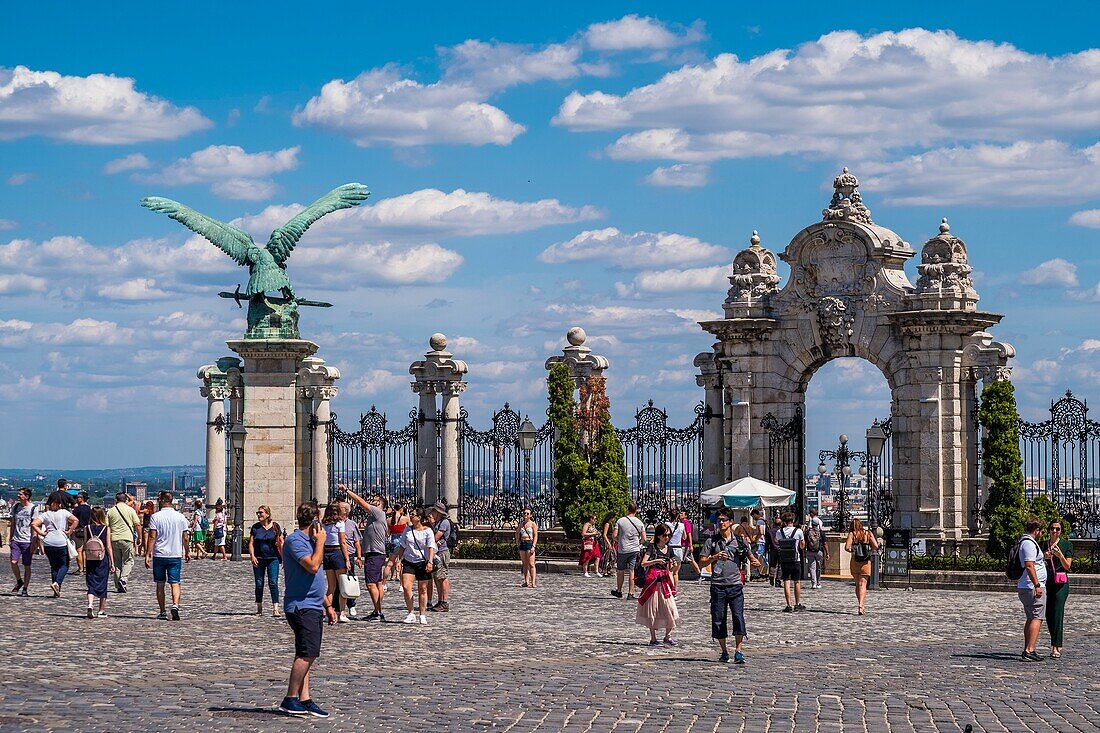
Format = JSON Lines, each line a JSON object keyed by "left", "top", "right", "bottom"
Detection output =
{"left": 539, "top": 227, "right": 727, "bottom": 268}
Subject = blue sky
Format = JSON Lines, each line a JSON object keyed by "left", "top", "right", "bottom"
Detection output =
{"left": 1, "top": 1, "right": 1098, "bottom": 467}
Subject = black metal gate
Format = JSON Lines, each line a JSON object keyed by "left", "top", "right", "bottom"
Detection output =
{"left": 761, "top": 406, "right": 805, "bottom": 520}
{"left": 458, "top": 404, "right": 556, "bottom": 528}
{"left": 1018, "top": 391, "right": 1100, "bottom": 537}
{"left": 867, "top": 416, "right": 894, "bottom": 529}
{"left": 325, "top": 407, "right": 419, "bottom": 516}
{"left": 615, "top": 401, "right": 705, "bottom": 526}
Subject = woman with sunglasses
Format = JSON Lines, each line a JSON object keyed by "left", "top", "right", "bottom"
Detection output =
{"left": 515, "top": 508, "right": 538, "bottom": 588}
{"left": 1043, "top": 519, "right": 1074, "bottom": 658}
{"left": 248, "top": 505, "right": 283, "bottom": 617}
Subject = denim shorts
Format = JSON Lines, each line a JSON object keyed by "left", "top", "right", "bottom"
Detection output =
{"left": 152, "top": 556, "right": 183, "bottom": 585}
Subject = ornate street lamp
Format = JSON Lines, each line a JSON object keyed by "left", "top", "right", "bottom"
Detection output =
{"left": 819, "top": 433, "right": 869, "bottom": 532}
{"left": 516, "top": 417, "right": 537, "bottom": 519}
{"left": 227, "top": 422, "right": 247, "bottom": 561}
{"left": 865, "top": 420, "right": 891, "bottom": 528}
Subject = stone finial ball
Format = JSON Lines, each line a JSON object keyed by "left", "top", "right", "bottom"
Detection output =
{"left": 566, "top": 327, "right": 587, "bottom": 346}
{"left": 429, "top": 333, "right": 447, "bottom": 351}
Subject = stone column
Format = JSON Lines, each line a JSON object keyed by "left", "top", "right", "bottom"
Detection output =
{"left": 227, "top": 339, "right": 320, "bottom": 531}
{"left": 310, "top": 387, "right": 337, "bottom": 505}
{"left": 439, "top": 381, "right": 467, "bottom": 522}
{"left": 198, "top": 363, "right": 231, "bottom": 508}
{"left": 297, "top": 356, "right": 340, "bottom": 506}
{"left": 409, "top": 334, "right": 467, "bottom": 517}
{"left": 695, "top": 350, "right": 726, "bottom": 489}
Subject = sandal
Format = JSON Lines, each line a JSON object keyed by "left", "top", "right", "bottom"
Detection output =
{"left": 1051, "top": 649, "right": 1061, "bottom": 658}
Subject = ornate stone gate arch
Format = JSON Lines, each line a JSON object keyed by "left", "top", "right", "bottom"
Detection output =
{"left": 695, "top": 169, "right": 1014, "bottom": 539}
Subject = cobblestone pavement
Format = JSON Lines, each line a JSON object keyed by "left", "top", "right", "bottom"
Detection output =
{"left": 1, "top": 554, "right": 1098, "bottom": 732}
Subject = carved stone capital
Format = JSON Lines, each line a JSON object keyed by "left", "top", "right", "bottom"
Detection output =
{"left": 410, "top": 333, "right": 469, "bottom": 391}
{"left": 544, "top": 327, "right": 609, "bottom": 385}
{"left": 201, "top": 385, "right": 232, "bottom": 401}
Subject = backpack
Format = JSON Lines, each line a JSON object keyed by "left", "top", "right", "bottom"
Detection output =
{"left": 84, "top": 526, "right": 106, "bottom": 562}
{"left": 1007, "top": 536, "right": 1038, "bottom": 580}
{"left": 200, "top": 514, "right": 210, "bottom": 531}
{"left": 851, "top": 533, "right": 871, "bottom": 562}
{"left": 805, "top": 527, "right": 822, "bottom": 553}
{"left": 439, "top": 517, "right": 458, "bottom": 550}
{"left": 633, "top": 543, "right": 658, "bottom": 588}
{"left": 777, "top": 527, "right": 800, "bottom": 564}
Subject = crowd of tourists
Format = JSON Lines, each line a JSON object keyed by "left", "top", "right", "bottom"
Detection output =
{"left": 4, "top": 480, "right": 1081, "bottom": 717}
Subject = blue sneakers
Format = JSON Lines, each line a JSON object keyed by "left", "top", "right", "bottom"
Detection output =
{"left": 734, "top": 650, "right": 746, "bottom": 664}
{"left": 300, "top": 699, "right": 330, "bottom": 718}
{"left": 278, "top": 697, "right": 308, "bottom": 716}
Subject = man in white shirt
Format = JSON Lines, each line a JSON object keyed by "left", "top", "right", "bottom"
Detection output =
{"left": 776, "top": 512, "right": 806, "bottom": 612}
{"left": 8, "top": 488, "right": 38, "bottom": 596}
{"left": 611, "top": 503, "right": 647, "bottom": 599}
{"left": 1016, "top": 517, "right": 1047, "bottom": 662}
{"left": 144, "top": 491, "right": 191, "bottom": 621}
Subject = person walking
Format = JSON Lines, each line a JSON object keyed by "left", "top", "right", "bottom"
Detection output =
{"left": 750, "top": 509, "right": 768, "bottom": 582}
{"left": 428, "top": 501, "right": 454, "bottom": 611}
{"left": 675, "top": 508, "right": 702, "bottom": 578}
{"left": 278, "top": 501, "right": 336, "bottom": 718}
{"left": 516, "top": 507, "right": 538, "bottom": 589}
{"left": 212, "top": 500, "right": 228, "bottom": 561}
{"left": 1044, "top": 519, "right": 1073, "bottom": 658}
{"left": 636, "top": 523, "right": 680, "bottom": 646}
{"left": 8, "top": 487, "right": 37, "bottom": 596}
{"left": 189, "top": 500, "right": 209, "bottom": 560}
{"left": 766, "top": 515, "right": 784, "bottom": 587}
{"left": 390, "top": 508, "right": 436, "bottom": 625}
{"left": 699, "top": 507, "right": 759, "bottom": 663}
{"left": 611, "top": 503, "right": 646, "bottom": 599}
{"left": 139, "top": 501, "right": 156, "bottom": 554}
{"left": 804, "top": 515, "right": 828, "bottom": 589}
{"left": 249, "top": 505, "right": 283, "bottom": 618}
{"left": 71, "top": 492, "right": 92, "bottom": 576}
{"left": 845, "top": 518, "right": 879, "bottom": 616}
{"left": 31, "top": 494, "right": 77, "bottom": 598}
{"left": 776, "top": 512, "right": 806, "bottom": 612}
{"left": 579, "top": 513, "right": 602, "bottom": 577}
{"left": 144, "top": 491, "right": 191, "bottom": 621}
{"left": 107, "top": 492, "right": 141, "bottom": 593}
{"left": 599, "top": 511, "right": 617, "bottom": 577}
{"left": 83, "top": 506, "right": 112, "bottom": 618}
{"left": 1014, "top": 517, "right": 1047, "bottom": 662}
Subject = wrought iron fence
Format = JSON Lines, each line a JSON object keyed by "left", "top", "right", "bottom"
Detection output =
{"left": 1017, "top": 391, "right": 1100, "bottom": 538}
{"left": 761, "top": 406, "right": 805, "bottom": 521}
{"left": 458, "top": 404, "right": 556, "bottom": 529}
{"left": 616, "top": 401, "right": 705, "bottom": 526}
{"left": 324, "top": 407, "right": 419, "bottom": 519}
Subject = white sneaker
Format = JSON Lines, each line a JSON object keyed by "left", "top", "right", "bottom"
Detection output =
{"left": 348, "top": 606, "right": 357, "bottom": 618}
{"left": 97, "top": 611, "right": 108, "bottom": 618}
{"left": 419, "top": 615, "right": 428, "bottom": 625}
{"left": 584, "top": 572, "right": 590, "bottom": 577}
{"left": 403, "top": 612, "right": 418, "bottom": 624}
{"left": 338, "top": 613, "right": 349, "bottom": 624}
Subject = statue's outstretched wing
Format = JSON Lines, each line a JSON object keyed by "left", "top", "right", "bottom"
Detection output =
{"left": 140, "top": 197, "right": 255, "bottom": 265}
{"left": 266, "top": 183, "right": 369, "bottom": 266}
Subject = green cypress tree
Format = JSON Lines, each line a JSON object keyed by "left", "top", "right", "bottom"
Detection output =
{"left": 978, "top": 379, "right": 1027, "bottom": 558}
{"left": 548, "top": 364, "right": 587, "bottom": 535}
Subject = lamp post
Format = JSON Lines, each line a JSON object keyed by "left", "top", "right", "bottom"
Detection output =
{"left": 516, "top": 417, "right": 537, "bottom": 518}
{"left": 865, "top": 420, "right": 889, "bottom": 528}
{"left": 227, "top": 422, "right": 247, "bottom": 561}
{"left": 818, "top": 434, "right": 868, "bottom": 533}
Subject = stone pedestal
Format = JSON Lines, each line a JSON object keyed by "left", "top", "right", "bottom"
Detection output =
{"left": 409, "top": 334, "right": 467, "bottom": 520}
{"left": 227, "top": 339, "right": 320, "bottom": 530}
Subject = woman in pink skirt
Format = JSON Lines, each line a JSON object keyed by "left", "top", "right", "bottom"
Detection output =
{"left": 579, "top": 513, "right": 602, "bottom": 577}
{"left": 636, "top": 523, "right": 680, "bottom": 646}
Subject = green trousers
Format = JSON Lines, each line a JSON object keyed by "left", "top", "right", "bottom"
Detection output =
{"left": 1047, "top": 580, "right": 1069, "bottom": 647}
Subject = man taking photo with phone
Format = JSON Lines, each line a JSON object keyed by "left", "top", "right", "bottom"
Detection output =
{"left": 278, "top": 501, "right": 337, "bottom": 718}
{"left": 699, "top": 507, "right": 760, "bottom": 664}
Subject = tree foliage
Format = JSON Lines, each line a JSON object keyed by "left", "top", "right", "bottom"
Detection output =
{"left": 978, "top": 380, "right": 1027, "bottom": 558}
{"left": 548, "top": 366, "right": 630, "bottom": 537}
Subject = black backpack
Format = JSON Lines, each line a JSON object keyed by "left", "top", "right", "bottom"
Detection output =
{"left": 777, "top": 527, "right": 800, "bottom": 564}
{"left": 1006, "top": 536, "right": 1037, "bottom": 580}
{"left": 633, "top": 543, "right": 658, "bottom": 588}
{"left": 805, "top": 527, "right": 822, "bottom": 553}
{"left": 440, "top": 517, "right": 459, "bottom": 550}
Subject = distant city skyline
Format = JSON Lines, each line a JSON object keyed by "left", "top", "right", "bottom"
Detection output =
{"left": 2, "top": 3, "right": 1097, "bottom": 467}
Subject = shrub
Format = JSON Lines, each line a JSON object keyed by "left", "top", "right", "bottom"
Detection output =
{"left": 979, "top": 380, "right": 1026, "bottom": 559}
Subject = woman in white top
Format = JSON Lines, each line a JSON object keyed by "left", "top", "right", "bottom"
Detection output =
{"left": 321, "top": 502, "right": 349, "bottom": 622}
{"left": 31, "top": 495, "right": 78, "bottom": 598}
{"left": 212, "top": 501, "right": 228, "bottom": 561}
{"left": 388, "top": 509, "right": 436, "bottom": 625}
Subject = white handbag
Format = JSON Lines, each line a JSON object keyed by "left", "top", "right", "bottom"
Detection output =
{"left": 337, "top": 572, "right": 361, "bottom": 599}
{"left": 67, "top": 539, "right": 78, "bottom": 561}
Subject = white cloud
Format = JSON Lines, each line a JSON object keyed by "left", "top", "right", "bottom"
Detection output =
{"left": 235, "top": 188, "right": 600, "bottom": 241}
{"left": 97, "top": 277, "right": 168, "bottom": 301}
{"left": 1018, "top": 258, "right": 1079, "bottom": 288}
{"left": 104, "top": 153, "right": 151, "bottom": 174}
{"left": 645, "top": 163, "right": 710, "bottom": 187}
{"left": 144, "top": 145, "right": 298, "bottom": 200}
{"left": 7, "top": 172, "right": 32, "bottom": 185}
{"left": 543, "top": 303, "right": 718, "bottom": 338}
{"left": 555, "top": 29, "right": 1100, "bottom": 164}
{"left": 539, "top": 227, "right": 727, "bottom": 268}
{"left": 293, "top": 241, "right": 463, "bottom": 285}
{"left": 0, "top": 219, "right": 15, "bottom": 230}
{"left": 0, "top": 65, "right": 210, "bottom": 144}
{"left": 584, "top": 15, "right": 705, "bottom": 52}
{"left": 0, "top": 273, "right": 47, "bottom": 294}
{"left": 76, "top": 392, "right": 109, "bottom": 411}
{"left": 1068, "top": 283, "right": 1100, "bottom": 302}
{"left": 441, "top": 40, "right": 592, "bottom": 91}
{"left": 863, "top": 141, "right": 1100, "bottom": 206}
{"left": 150, "top": 311, "right": 219, "bottom": 331}
{"left": 628, "top": 264, "right": 731, "bottom": 294}
{"left": 294, "top": 66, "right": 525, "bottom": 148}
{"left": 344, "top": 368, "right": 409, "bottom": 397}
{"left": 1069, "top": 209, "right": 1100, "bottom": 228}
{"left": 0, "top": 318, "right": 134, "bottom": 346}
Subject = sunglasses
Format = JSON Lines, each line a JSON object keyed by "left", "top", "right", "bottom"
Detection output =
{"left": 1050, "top": 527, "right": 1062, "bottom": 532}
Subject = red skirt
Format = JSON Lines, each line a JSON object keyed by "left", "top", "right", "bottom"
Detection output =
{"left": 579, "top": 538, "right": 602, "bottom": 565}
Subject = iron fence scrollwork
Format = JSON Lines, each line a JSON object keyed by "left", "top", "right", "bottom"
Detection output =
{"left": 325, "top": 406, "right": 419, "bottom": 520}
{"left": 616, "top": 401, "right": 704, "bottom": 526}
{"left": 762, "top": 406, "right": 805, "bottom": 523}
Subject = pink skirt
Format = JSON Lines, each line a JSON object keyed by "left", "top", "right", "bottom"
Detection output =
{"left": 636, "top": 585, "right": 679, "bottom": 631}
